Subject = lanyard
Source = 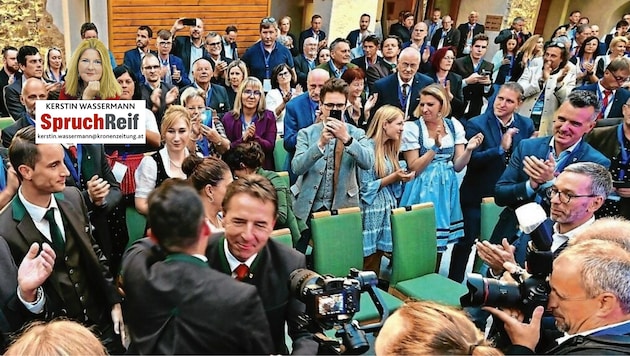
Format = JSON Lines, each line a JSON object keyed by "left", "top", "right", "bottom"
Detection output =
{"left": 260, "top": 42, "right": 274, "bottom": 79}
{"left": 240, "top": 113, "right": 258, "bottom": 133}
{"left": 63, "top": 144, "right": 83, "bottom": 185}
{"left": 309, "top": 99, "right": 319, "bottom": 123}
{"left": 617, "top": 124, "right": 629, "bottom": 180}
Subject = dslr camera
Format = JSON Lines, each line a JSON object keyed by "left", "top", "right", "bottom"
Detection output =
{"left": 461, "top": 203, "right": 553, "bottom": 319}
{"left": 290, "top": 268, "right": 388, "bottom": 354}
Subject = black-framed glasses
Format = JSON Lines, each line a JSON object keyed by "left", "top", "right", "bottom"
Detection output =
{"left": 547, "top": 187, "right": 597, "bottom": 203}
{"left": 143, "top": 65, "right": 160, "bottom": 70}
{"left": 206, "top": 42, "right": 221, "bottom": 47}
{"left": 322, "top": 102, "right": 346, "bottom": 110}
{"left": 261, "top": 17, "right": 276, "bottom": 24}
{"left": 158, "top": 42, "right": 172, "bottom": 47}
{"left": 278, "top": 71, "right": 291, "bottom": 78}
{"left": 607, "top": 70, "right": 630, "bottom": 84}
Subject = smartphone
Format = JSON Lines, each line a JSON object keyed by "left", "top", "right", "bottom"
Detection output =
{"left": 505, "top": 55, "right": 513, "bottom": 61}
{"left": 479, "top": 69, "right": 491, "bottom": 76}
{"left": 613, "top": 180, "right": 630, "bottom": 189}
{"left": 182, "top": 18, "right": 197, "bottom": 26}
{"left": 329, "top": 109, "right": 342, "bottom": 121}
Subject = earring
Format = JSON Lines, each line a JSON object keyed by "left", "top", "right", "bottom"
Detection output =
{"left": 208, "top": 194, "right": 214, "bottom": 203}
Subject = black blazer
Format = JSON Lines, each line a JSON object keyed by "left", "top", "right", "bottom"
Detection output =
{"left": 0, "top": 70, "right": 20, "bottom": 117}
{"left": 298, "top": 28, "right": 326, "bottom": 55}
{"left": 1, "top": 117, "right": 29, "bottom": 148}
{"left": 452, "top": 55, "right": 494, "bottom": 119}
{"left": 372, "top": 72, "right": 434, "bottom": 118}
{"left": 389, "top": 23, "right": 411, "bottom": 44}
{"left": 574, "top": 84, "right": 630, "bottom": 119}
{"left": 293, "top": 54, "right": 316, "bottom": 88}
{"left": 206, "top": 237, "right": 319, "bottom": 355}
{"left": 122, "top": 238, "right": 274, "bottom": 354}
{"left": 456, "top": 23, "right": 486, "bottom": 57}
{"left": 430, "top": 28, "right": 461, "bottom": 51}
{"left": 425, "top": 70, "right": 465, "bottom": 118}
{"left": 366, "top": 60, "right": 395, "bottom": 93}
{"left": 171, "top": 36, "right": 209, "bottom": 76}
{"left": 3, "top": 77, "right": 55, "bottom": 122}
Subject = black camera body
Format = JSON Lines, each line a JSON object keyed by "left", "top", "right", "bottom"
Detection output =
{"left": 461, "top": 218, "right": 554, "bottom": 319}
{"left": 290, "top": 268, "right": 387, "bottom": 354}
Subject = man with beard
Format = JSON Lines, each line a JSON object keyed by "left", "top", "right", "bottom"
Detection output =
{"left": 0, "top": 46, "right": 20, "bottom": 117}
{"left": 346, "top": 14, "right": 372, "bottom": 50}
{"left": 123, "top": 26, "right": 155, "bottom": 82}
{"left": 170, "top": 17, "right": 207, "bottom": 82}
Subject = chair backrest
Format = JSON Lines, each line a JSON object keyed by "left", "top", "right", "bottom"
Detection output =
{"left": 390, "top": 203, "right": 437, "bottom": 286}
{"left": 473, "top": 197, "right": 503, "bottom": 272}
{"left": 276, "top": 171, "right": 289, "bottom": 189}
{"left": 310, "top": 207, "right": 364, "bottom": 277}
{"left": 126, "top": 206, "right": 147, "bottom": 249}
{"left": 270, "top": 228, "right": 293, "bottom": 248}
{"left": 0, "top": 116, "right": 15, "bottom": 130}
{"left": 273, "top": 138, "right": 289, "bottom": 172}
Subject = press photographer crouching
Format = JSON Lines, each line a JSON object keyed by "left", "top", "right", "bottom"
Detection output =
{"left": 485, "top": 238, "right": 630, "bottom": 354}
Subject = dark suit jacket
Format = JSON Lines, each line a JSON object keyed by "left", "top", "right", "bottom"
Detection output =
{"left": 425, "top": 70, "right": 465, "bottom": 118}
{"left": 574, "top": 84, "right": 630, "bottom": 119}
{"left": 430, "top": 28, "right": 461, "bottom": 51}
{"left": 171, "top": 36, "right": 209, "bottom": 76}
{"left": 452, "top": 56, "right": 494, "bottom": 119}
{"left": 3, "top": 77, "right": 55, "bottom": 121}
{"left": 346, "top": 29, "right": 363, "bottom": 48}
{"left": 494, "top": 28, "right": 531, "bottom": 45}
{"left": 184, "top": 83, "right": 232, "bottom": 118}
{"left": 205, "top": 55, "right": 233, "bottom": 86}
{"left": 372, "top": 72, "right": 433, "bottom": 117}
{"left": 495, "top": 136, "right": 610, "bottom": 209}
{"left": 122, "top": 238, "right": 273, "bottom": 354}
{"left": 461, "top": 111, "right": 534, "bottom": 206}
{"left": 206, "top": 237, "right": 319, "bottom": 355}
{"left": 1, "top": 117, "right": 29, "bottom": 148}
{"left": 351, "top": 56, "right": 384, "bottom": 76}
{"left": 160, "top": 54, "right": 191, "bottom": 88}
{"left": 389, "top": 23, "right": 411, "bottom": 44}
{"left": 293, "top": 54, "right": 316, "bottom": 88}
{"left": 122, "top": 48, "right": 157, "bottom": 84}
{"left": 283, "top": 92, "right": 317, "bottom": 153}
{"left": 0, "top": 70, "right": 20, "bottom": 117}
{"left": 366, "top": 60, "right": 395, "bottom": 93}
{"left": 298, "top": 28, "right": 326, "bottom": 55}
{"left": 0, "top": 236, "right": 28, "bottom": 349}
{"left": 140, "top": 81, "right": 176, "bottom": 125}
{"left": 316, "top": 61, "right": 358, "bottom": 79}
{"left": 456, "top": 23, "right": 486, "bottom": 57}
{"left": 0, "top": 187, "right": 121, "bottom": 322}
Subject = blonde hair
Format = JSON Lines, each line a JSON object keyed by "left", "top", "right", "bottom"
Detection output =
{"left": 230, "top": 77, "right": 266, "bottom": 116}
{"left": 64, "top": 38, "right": 121, "bottom": 99}
{"left": 160, "top": 105, "right": 192, "bottom": 137}
{"left": 43, "top": 47, "right": 65, "bottom": 81}
{"left": 180, "top": 86, "right": 206, "bottom": 106}
{"left": 413, "top": 83, "right": 450, "bottom": 119}
{"left": 518, "top": 34, "right": 543, "bottom": 58}
{"left": 224, "top": 59, "right": 248, "bottom": 87}
{"left": 366, "top": 105, "right": 403, "bottom": 178}
{"left": 570, "top": 216, "right": 630, "bottom": 251}
{"left": 378, "top": 301, "right": 503, "bottom": 356}
{"left": 610, "top": 36, "right": 629, "bottom": 51}
{"left": 5, "top": 319, "right": 107, "bottom": 356}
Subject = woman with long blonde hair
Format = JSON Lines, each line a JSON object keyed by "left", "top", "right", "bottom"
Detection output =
{"left": 60, "top": 38, "right": 121, "bottom": 100}
{"left": 511, "top": 34, "right": 544, "bottom": 81}
{"left": 359, "top": 105, "right": 414, "bottom": 275}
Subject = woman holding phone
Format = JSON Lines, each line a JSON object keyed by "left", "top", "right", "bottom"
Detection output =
{"left": 180, "top": 87, "right": 230, "bottom": 157}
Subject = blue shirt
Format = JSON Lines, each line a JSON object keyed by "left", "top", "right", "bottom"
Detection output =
{"left": 241, "top": 41, "right": 294, "bottom": 81}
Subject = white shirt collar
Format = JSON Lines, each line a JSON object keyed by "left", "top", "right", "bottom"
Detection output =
{"left": 556, "top": 319, "right": 630, "bottom": 345}
{"left": 397, "top": 74, "right": 413, "bottom": 87}
{"left": 18, "top": 187, "right": 58, "bottom": 223}
{"left": 548, "top": 136, "right": 582, "bottom": 157}
{"left": 223, "top": 238, "right": 257, "bottom": 272}
{"left": 551, "top": 216, "right": 595, "bottom": 252}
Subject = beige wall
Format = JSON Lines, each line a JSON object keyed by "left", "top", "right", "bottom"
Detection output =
{"left": 542, "top": 0, "right": 630, "bottom": 39}
{"left": 311, "top": 0, "right": 381, "bottom": 41}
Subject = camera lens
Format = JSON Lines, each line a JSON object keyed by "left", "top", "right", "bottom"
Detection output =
{"left": 289, "top": 268, "right": 324, "bottom": 299}
{"left": 460, "top": 274, "right": 521, "bottom": 308}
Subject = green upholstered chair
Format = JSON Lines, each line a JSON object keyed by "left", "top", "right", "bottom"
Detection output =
{"left": 472, "top": 197, "right": 503, "bottom": 273}
{"left": 0, "top": 117, "right": 14, "bottom": 130}
{"left": 273, "top": 138, "right": 289, "bottom": 172}
{"left": 271, "top": 228, "right": 293, "bottom": 248}
{"left": 310, "top": 207, "right": 402, "bottom": 324}
{"left": 389, "top": 203, "right": 467, "bottom": 306}
{"left": 126, "top": 206, "right": 147, "bottom": 249}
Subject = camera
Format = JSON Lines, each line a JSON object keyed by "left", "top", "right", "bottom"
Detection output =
{"left": 461, "top": 203, "right": 553, "bottom": 319}
{"left": 290, "top": 268, "right": 388, "bottom": 354}
{"left": 479, "top": 69, "right": 491, "bottom": 76}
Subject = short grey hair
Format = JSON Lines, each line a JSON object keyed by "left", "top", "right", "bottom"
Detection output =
{"left": 562, "top": 162, "right": 612, "bottom": 198}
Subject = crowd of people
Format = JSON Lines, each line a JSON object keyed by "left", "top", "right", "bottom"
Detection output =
{"left": 0, "top": 6, "right": 630, "bottom": 355}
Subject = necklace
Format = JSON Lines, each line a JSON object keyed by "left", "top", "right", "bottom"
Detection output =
{"left": 169, "top": 158, "right": 182, "bottom": 168}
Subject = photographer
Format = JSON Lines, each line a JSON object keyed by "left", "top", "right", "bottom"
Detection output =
{"left": 486, "top": 238, "right": 630, "bottom": 354}
{"left": 478, "top": 162, "right": 612, "bottom": 277}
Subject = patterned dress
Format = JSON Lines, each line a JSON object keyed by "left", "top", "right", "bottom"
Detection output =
{"left": 359, "top": 139, "right": 402, "bottom": 256}
{"left": 399, "top": 117, "right": 467, "bottom": 252}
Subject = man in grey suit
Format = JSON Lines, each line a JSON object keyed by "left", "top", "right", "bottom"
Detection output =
{"left": 291, "top": 78, "right": 373, "bottom": 223}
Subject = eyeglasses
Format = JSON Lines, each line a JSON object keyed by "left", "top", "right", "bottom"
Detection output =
{"left": 206, "top": 42, "right": 221, "bottom": 47}
{"left": 608, "top": 70, "right": 630, "bottom": 83}
{"left": 261, "top": 17, "right": 276, "bottom": 24}
{"left": 548, "top": 41, "right": 566, "bottom": 49}
{"left": 158, "top": 42, "right": 172, "bottom": 46}
{"left": 278, "top": 71, "right": 291, "bottom": 78}
{"left": 547, "top": 187, "right": 597, "bottom": 203}
{"left": 143, "top": 65, "right": 160, "bottom": 70}
{"left": 322, "top": 102, "right": 346, "bottom": 110}
{"left": 243, "top": 89, "right": 262, "bottom": 97}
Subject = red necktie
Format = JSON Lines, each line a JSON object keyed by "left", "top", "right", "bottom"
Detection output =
{"left": 234, "top": 263, "right": 249, "bottom": 281}
{"left": 598, "top": 90, "right": 612, "bottom": 120}
{"left": 68, "top": 145, "right": 78, "bottom": 160}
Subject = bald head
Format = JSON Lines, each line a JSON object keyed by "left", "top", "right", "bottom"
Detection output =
{"left": 397, "top": 48, "right": 420, "bottom": 82}
{"left": 307, "top": 68, "right": 330, "bottom": 102}
{"left": 21, "top": 78, "right": 48, "bottom": 117}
